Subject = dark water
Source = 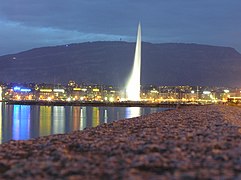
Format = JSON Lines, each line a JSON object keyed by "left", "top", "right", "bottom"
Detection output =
{"left": 0, "top": 102, "right": 168, "bottom": 143}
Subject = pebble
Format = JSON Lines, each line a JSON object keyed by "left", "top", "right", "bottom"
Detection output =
{"left": 0, "top": 105, "right": 240, "bottom": 179}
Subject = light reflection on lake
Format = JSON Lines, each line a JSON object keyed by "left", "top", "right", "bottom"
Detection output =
{"left": 53, "top": 106, "right": 65, "bottom": 134}
{"left": 12, "top": 105, "right": 30, "bottom": 140}
{"left": 0, "top": 102, "right": 169, "bottom": 143}
{"left": 125, "top": 107, "right": 141, "bottom": 118}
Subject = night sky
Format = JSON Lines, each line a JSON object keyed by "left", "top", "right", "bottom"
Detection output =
{"left": 1, "top": 0, "right": 241, "bottom": 55}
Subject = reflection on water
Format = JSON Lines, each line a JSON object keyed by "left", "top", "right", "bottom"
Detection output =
{"left": 80, "top": 107, "right": 87, "bottom": 130}
{"left": 39, "top": 106, "right": 51, "bottom": 136}
{"left": 104, "top": 110, "right": 108, "bottom": 123}
{"left": 125, "top": 107, "right": 141, "bottom": 119}
{"left": 92, "top": 107, "right": 100, "bottom": 127}
{"left": 150, "top": 108, "right": 157, "bottom": 114}
{"left": 53, "top": 106, "right": 65, "bottom": 134}
{"left": 72, "top": 107, "right": 80, "bottom": 131}
{"left": 0, "top": 102, "right": 168, "bottom": 143}
{"left": 13, "top": 105, "right": 30, "bottom": 140}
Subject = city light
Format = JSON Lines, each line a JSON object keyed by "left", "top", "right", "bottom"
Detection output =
{"left": 109, "top": 97, "right": 114, "bottom": 102}
{"left": 20, "top": 88, "right": 31, "bottom": 92}
{"left": 224, "top": 90, "right": 230, "bottom": 93}
{"left": 28, "top": 95, "right": 32, "bottom": 100}
{"left": 150, "top": 90, "right": 158, "bottom": 93}
{"left": 203, "top": 91, "right": 211, "bottom": 95}
{"left": 1, "top": 82, "right": 239, "bottom": 104}
{"left": 13, "top": 86, "right": 31, "bottom": 92}
{"left": 0, "top": 87, "right": 2, "bottom": 101}
{"left": 16, "top": 95, "right": 21, "bottom": 100}
{"left": 53, "top": 89, "right": 65, "bottom": 93}
{"left": 13, "top": 86, "right": 21, "bottom": 91}
{"left": 40, "top": 89, "right": 52, "bottom": 92}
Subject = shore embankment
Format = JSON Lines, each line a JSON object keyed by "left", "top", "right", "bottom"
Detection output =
{"left": 0, "top": 105, "right": 240, "bottom": 179}
{"left": 6, "top": 100, "right": 201, "bottom": 108}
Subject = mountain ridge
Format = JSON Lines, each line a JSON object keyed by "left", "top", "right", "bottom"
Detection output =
{"left": 0, "top": 41, "right": 241, "bottom": 87}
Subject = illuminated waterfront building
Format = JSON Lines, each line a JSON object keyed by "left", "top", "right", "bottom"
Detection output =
{"left": 71, "top": 87, "right": 87, "bottom": 101}
{"left": 53, "top": 88, "right": 66, "bottom": 100}
{"left": 68, "top": 80, "right": 77, "bottom": 88}
{"left": 0, "top": 82, "right": 238, "bottom": 104}
{"left": 4, "top": 86, "right": 34, "bottom": 100}
{"left": 38, "top": 88, "right": 54, "bottom": 100}
{"left": 0, "top": 86, "right": 2, "bottom": 101}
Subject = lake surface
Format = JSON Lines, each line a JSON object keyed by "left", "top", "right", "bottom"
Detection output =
{"left": 0, "top": 102, "right": 168, "bottom": 143}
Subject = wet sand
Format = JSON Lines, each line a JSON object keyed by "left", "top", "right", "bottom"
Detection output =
{"left": 0, "top": 105, "right": 240, "bottom": 179}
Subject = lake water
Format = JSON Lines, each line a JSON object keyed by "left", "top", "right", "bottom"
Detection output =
{"left": 0, "top": 102, "right": 168, "bottom": 143}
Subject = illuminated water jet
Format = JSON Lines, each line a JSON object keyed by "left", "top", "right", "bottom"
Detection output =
{"left": 126, "top": 23, "right": 141, "bottom": 101}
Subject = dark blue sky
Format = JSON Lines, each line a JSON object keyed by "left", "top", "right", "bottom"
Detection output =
{"left": 1, "top": 0, "right": 241, "bottom": 55}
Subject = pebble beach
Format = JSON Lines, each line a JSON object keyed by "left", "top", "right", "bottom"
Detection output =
{"left": 0, "top": 105, "right": 240, "bottom": 179}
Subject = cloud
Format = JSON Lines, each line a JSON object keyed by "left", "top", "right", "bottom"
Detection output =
{"left": 1, "top": 0, "right": 241, "bottom": 54}
{"left": 0, "top": 19, "right": 132, "bottom": 55}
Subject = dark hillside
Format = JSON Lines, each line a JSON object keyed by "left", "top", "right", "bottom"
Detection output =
{"left": 0, "top": 41, "right": 241, "bottom": 86}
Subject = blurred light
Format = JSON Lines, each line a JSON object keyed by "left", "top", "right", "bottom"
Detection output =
{"left": 40, "top": 89, "right": 52, "bottom": 92}
{"left": 20, "top": 88, "right": 31, "bottom": 92}
{"left": 13, "top": 86, "right": 31, "bottom": 92}
{"left": 13, "top": 86, "right": 21, "bottom": 91}
{"left": 224, "top": 90, "right": 229, "bottom": 93}
{"left": 125, "top": 107, "right": 141, "bottom": 119}
{"left": 150, "top": 90, "right": 158, "bottom": 93}
{"left": 109, "top": 97, "right": 114, "bottom": 102}
{"left": 119, "top": 98, "right": 126, "bottom": 101}
{"left": 93, "top": 88, "right": 99, "bottom": 92}
{"left": 191, "top": 90, "right": 195, "bottom": 94}
{"left": 53, "top": 89, "right": 65, "bottom": 93}
{"left": 47, "top": 97, "right": 52, "bottom": 101}
{"left": 0, "top": 87, "right": 2, "bottom": 101}
{"left": 73, "top": 88, "right": 81, "bottom": 91}
{"left": 203, "top": 91, "right": 211, "bottom": 95}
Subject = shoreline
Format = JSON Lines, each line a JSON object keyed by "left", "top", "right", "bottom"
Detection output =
{"left": 0, "top": 105, "right": 240, "bottom": 179}
{"left": 5, "top": 100, "right": 203, "bottom": 108}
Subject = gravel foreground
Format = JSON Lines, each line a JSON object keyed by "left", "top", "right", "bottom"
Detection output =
{"left": 0, "top": 105, "right": 241, "bottom": 179}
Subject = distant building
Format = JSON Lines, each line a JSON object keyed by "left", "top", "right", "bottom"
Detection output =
{"left": 1, "top": 81, "right": 239, "bottom": 104}
{"left": 0, "top": 86, "right": 2, "bottom": 101}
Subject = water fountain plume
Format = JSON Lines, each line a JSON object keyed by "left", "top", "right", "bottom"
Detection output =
{"left": 126, "top": 23, "right": 142, "bottom": 101}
